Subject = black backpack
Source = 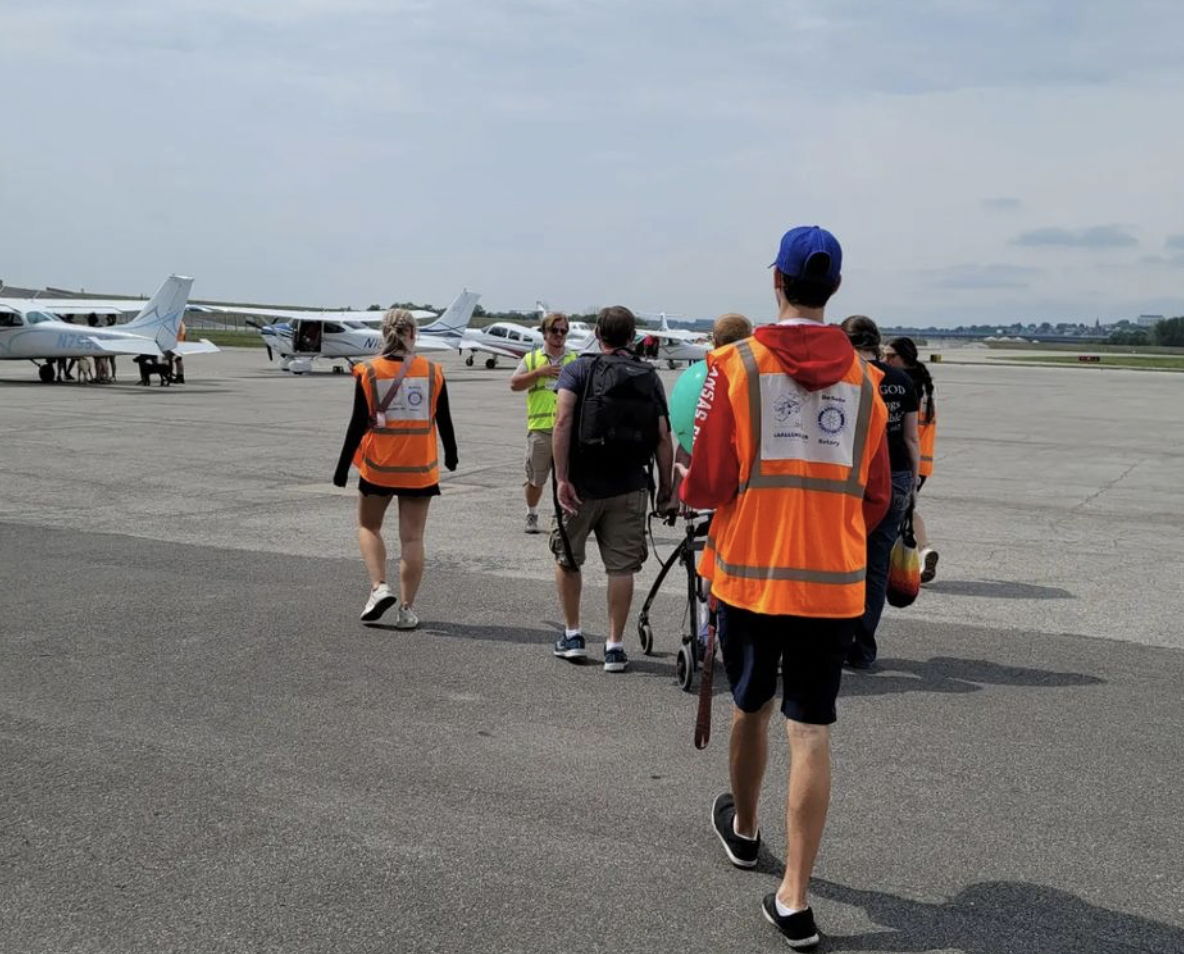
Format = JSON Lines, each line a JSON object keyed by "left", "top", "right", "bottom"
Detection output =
{"left": 576, "top": 353, "right": 662, "bottom": 465}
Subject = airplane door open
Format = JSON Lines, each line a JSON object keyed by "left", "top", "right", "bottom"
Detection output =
{"left": 294, "top": 320, "right": 323, "bottom": 354}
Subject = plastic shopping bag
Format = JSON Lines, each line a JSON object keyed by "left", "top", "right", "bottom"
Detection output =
{"left": 886, "top": 504, "right": 922, "bottom": 608}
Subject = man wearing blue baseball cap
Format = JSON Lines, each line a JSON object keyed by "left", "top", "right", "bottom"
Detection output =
{"left": 681, "top": 225, "right": 891, "bottom": 949}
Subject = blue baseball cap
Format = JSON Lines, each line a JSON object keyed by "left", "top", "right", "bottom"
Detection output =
{"left": 770, "top": 226, "right": 842, "bottom": 282}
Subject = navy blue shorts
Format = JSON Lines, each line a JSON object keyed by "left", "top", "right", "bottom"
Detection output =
{"left": 717, "top": 601, "right": 856, "bottom": 725}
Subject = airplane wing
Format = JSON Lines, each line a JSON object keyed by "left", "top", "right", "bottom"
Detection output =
{"left": 25, "top": 299, "right": 154, "bottom": 316}
{"left": 198, "top": 306, "right": 437, "bottom": 321}
{"left": 172, "top": 339, "right": 221, "bottom": 356}
{"left": 412, "top": 337, "right": 456, "bottom": 353}
{"left": 89, "top": 336, "right": 161, "bottom": 357}
{"left": 460, "top": 337, "right": 530, "bottom": 360}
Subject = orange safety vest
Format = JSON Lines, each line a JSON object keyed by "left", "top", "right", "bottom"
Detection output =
{"left": 353, "top": 354, "right": 444, "bottom": 489}
{"left": 700, "top": 338, "right": 888, "bottom": 618}
{"left": 918, "top": 396, "right": 936, "bottom": 477}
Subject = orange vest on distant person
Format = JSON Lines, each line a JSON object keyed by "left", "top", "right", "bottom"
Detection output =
{"left": 700, "top": 338, "right": 887, "bottom": 618}
{"left": 353, "top": 354, "right": 443, "bottom": 489}
{"left": 918, "top": 396, "right": 936, "bottom": 477}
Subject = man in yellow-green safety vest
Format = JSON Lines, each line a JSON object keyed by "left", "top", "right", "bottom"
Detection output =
{"left": 508, "top": 312, "right": 578, "bottom": 534}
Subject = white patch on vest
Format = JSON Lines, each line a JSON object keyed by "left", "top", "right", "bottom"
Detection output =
{"left": 759, "top": 374, "right": 859, "bottom": 466}
{"left": 375, "top": 378, "right": 430, "bottom": 421}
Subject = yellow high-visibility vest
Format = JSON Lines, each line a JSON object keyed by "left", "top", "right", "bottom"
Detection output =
{"left": 524, "top": 348, "right": 577, "bottom": 432}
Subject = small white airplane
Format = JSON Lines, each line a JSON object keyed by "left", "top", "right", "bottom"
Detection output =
{"left": 460, "top": 321, "right": 543, "bottom": 368}
{"left": 0, "top": 275, "right": 216, "bottom": 382}
{"left": 635, "top": 312, "right": 710, "bottom": 367}
{"left": 240, "top": 290, "right": 481, "bottom": 373}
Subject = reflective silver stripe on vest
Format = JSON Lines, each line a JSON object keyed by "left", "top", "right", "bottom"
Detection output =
{"left": 362, "top": 458, "right": 438, "bottom": 475}
{"left": 735, "top": 339, "right": 874, "bottom": 497}
{"left": 711, "top": 543, "right": 866, "bottom": 585}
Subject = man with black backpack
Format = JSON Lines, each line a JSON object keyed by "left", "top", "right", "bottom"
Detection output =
{"left": 549, "top": 306, "right": 674, "bottom": 673}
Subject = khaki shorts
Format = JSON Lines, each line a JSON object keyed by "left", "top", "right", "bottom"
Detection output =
{"left": 524, "top": 429, "right": 555, "bottom": 488}
{"left": 550, "top": 488, "right": 649, "bottom": 575}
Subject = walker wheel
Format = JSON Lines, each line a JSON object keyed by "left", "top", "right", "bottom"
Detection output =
{"left": 676, "top": 644, "right": 695, "bottom": 693}
{"left": 638, "top": 620, "right": 654, "bottom": 656}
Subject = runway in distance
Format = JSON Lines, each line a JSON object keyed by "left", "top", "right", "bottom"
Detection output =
{"left": 0, "top": 275, "right": 217, "bottom": 382}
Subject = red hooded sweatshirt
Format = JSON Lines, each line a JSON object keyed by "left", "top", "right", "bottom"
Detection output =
{"left": 680, "top": 321, "right": 891, "bottom": 531}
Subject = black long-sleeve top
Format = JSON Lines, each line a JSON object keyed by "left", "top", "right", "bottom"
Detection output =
{"left": 333, "top": 365, "right": 458, "bottom": 486}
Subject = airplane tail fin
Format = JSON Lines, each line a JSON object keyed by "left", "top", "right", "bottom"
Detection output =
{"left": 122, "top": 275, "right": 194, "bottom": 352}
{"left": 420, "top": 290, "right": 480, "bottom": 338}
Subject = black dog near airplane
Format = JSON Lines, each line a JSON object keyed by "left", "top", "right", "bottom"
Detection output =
{"left": 133, "top": 354, "right": 174, "bottom": 386}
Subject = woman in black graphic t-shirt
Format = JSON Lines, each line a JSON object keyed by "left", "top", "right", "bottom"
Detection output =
{"left": 841, "top": 316, "right": 918, "bottom": 669}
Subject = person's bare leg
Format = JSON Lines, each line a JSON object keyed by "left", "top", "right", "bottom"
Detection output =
{"left": 730, "top": 699, "right": 776, "bottom": 837}
{"left": 525, "top": 481, "right": 544, "bottom": 509}
{"left": 605, "top": 572, "right": 634, "bottom": 642}
{"left": 778, "top": 721, "right": 832, "bottom": 911}
{"left": 555, "top": 565, "right": 582, "bottom": 630}
{"left": 357, "top": 494, "right": 393, "bottom": 586}
{"left": 397, "top": 496, "right": 431, "bottom": 607}
{"left": 914, "top": 508, "right": 930, "bottom": 550}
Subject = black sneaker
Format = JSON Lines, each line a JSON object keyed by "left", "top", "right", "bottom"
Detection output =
{"left": 761, "top": 895, "right": 820, "bottom": 950}
{"left": 711, "top": 792, "right": 759, "bottom": 868}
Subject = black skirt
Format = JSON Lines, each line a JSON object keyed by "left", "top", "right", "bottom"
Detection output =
{"left": 358, "top": 476, "right": 440, "bottom": 498}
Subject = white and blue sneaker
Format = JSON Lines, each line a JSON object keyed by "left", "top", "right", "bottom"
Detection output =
{"left": 553, "top": 632, "right": 588, "bottom": 660}
{"left": 603, "top": 646, "right": 629, "bottom": 673}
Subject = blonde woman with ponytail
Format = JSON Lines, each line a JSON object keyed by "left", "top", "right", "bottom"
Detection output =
{"left": 334, "top": 308, "right": 459, "bottom": 626}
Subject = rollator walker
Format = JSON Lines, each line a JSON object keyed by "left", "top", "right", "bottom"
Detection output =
{"left": 636, "top": 509, "right": 715, "bottom": 692}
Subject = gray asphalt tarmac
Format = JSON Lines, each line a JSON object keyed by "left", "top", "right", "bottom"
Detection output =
{"left": 2, "top": 349, "right": 1182, "bottom": 953}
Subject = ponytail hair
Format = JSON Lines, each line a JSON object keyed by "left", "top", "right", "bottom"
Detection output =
{"left": 381, "top": 308, "right": 417, "bottom": 355}
{"left": 889, "top": 336, "right": 935, "bottom": 422}
{"left": 841, "top": 314, "right": 882, "bottom": 354}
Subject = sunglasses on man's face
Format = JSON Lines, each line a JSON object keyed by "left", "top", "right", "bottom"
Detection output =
{"left": 548, "top": 327, "right": 569, "bottom": 336}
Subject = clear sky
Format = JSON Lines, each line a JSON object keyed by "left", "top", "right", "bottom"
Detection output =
{"left": 2, "top": 1, "right": 1181, "bottom": 326}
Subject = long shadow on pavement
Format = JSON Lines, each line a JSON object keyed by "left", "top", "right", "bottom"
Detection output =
{"left": 808, "top": 878, "right": 1184, "bottom": 954}
{"left": 840, "top": 656, "right": 1104, "bottom": 699}
{"left": 923, "top": 579, "right": 1074, "bottom": 600}
{"left": 370, "top": 618, "right": 734, "bottom": 693}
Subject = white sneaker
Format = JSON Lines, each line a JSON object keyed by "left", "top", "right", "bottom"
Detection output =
{"left": 394, "top": 604, "right": 419, "bottom": 630}
{"left": 525, "top": 513, "right": 541, "bottom": 534}
{"left": 920, "top": 548, "right": 940, "bottom": 585}
{"left": 360, "top": 583, "right": 397, "bottom": 621}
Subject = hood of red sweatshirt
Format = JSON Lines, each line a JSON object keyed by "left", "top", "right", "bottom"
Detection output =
{"left": 752, "top": 322, "right": 855, "bottom": 391}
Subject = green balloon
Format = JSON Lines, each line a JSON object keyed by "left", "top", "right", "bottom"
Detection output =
{"left": 670, "top": 360, "right": 708, "bottom": 455}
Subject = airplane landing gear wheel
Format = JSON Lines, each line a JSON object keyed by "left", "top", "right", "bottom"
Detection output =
{"left": 667, "top": 359, "right": 677, "bottom": 370}
{"left": 465, "top": 354, "right": 474, "bottom": 367}
{"left": 484, "top": 356, "right": 497, "bottom": 369}
{"left": 332, "top": 365, "right": 344, "bottom": 374}
{"left": 637, "top": 618, "right": 654, "bottom": 656}
{"left": 676, "top": 643, "right": 695, "bottom": 692}
{"left": 38, "top": 364, "right": 55, "bottom": 383}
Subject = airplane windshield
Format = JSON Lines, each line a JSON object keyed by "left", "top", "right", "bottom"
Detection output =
{"left": 24, "top": 311, "right": 56, "bottom": 324}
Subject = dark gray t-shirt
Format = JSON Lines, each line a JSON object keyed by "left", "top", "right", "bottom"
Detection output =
{"left": 557, "top": 351, "right": 669, "bottom": 499}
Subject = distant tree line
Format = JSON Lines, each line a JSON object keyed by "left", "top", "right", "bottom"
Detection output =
{"left": 1107, "top": 316, "right": 1184, "bottom": 347}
